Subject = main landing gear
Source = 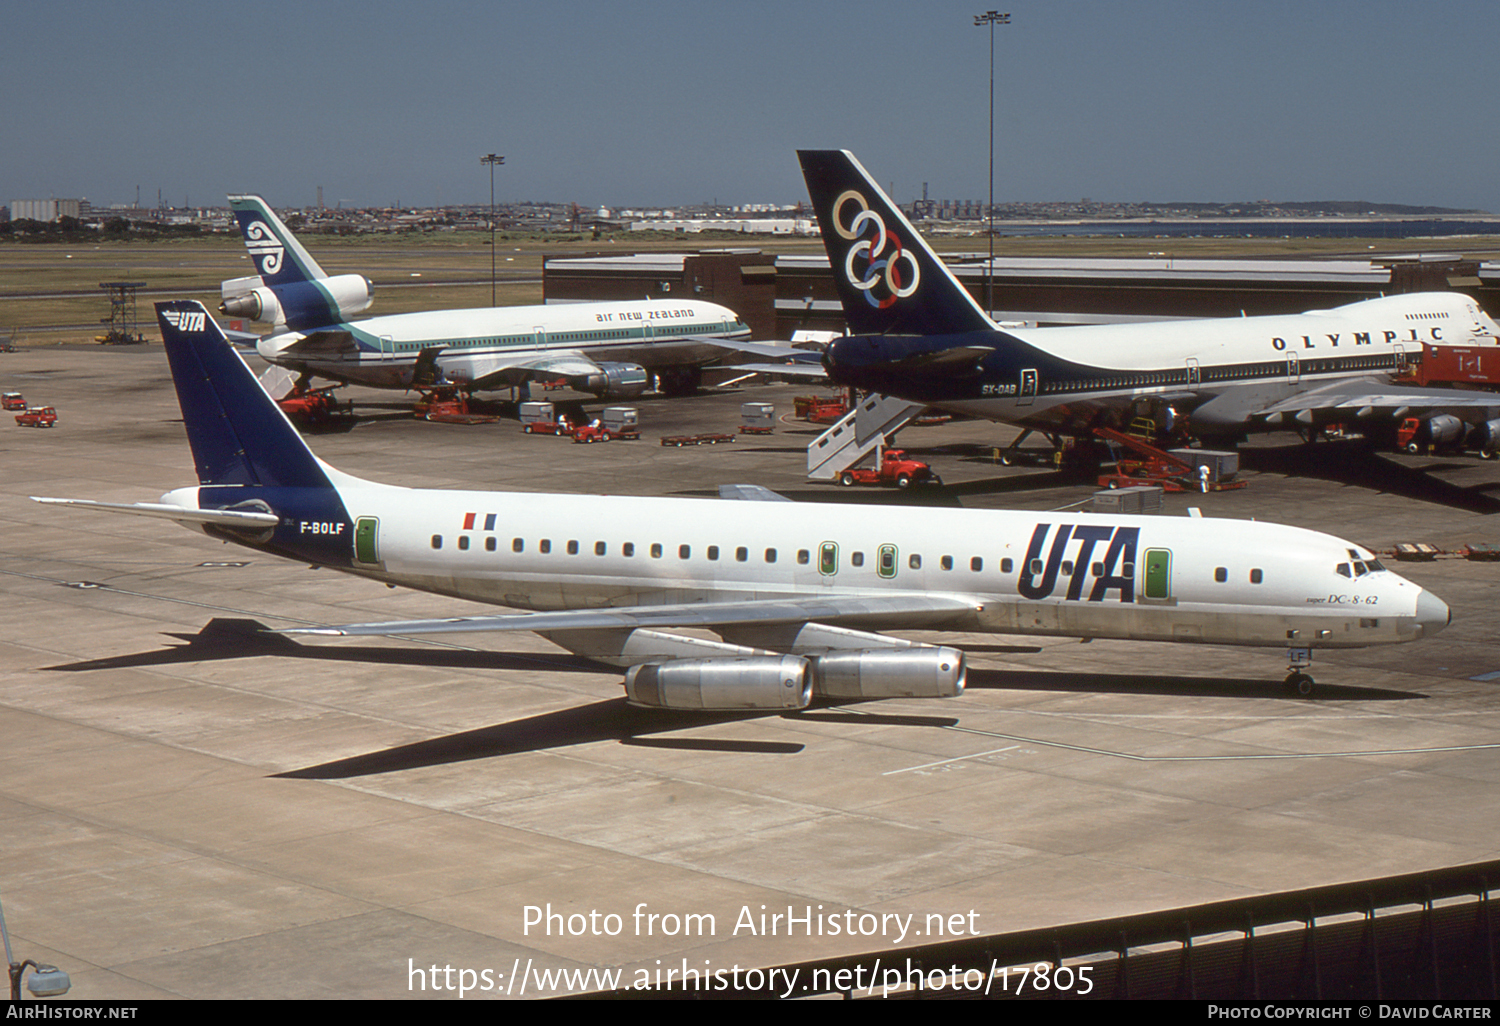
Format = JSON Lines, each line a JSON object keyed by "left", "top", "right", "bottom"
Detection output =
{"left": 1284, "top": 647, "right": 1316, "bottom": 696}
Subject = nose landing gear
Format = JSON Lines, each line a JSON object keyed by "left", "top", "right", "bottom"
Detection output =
{"left": 1284, "top": 647, "right": 1315, "bottom": 696}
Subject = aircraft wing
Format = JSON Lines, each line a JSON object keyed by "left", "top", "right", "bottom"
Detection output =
{"left": 283, "top": 593, "right": 979, "bottom": 638}
{"left": 461, "top": 350, "right": 603, "bottom": 391}
{"left": 1255, "top": 378, "right": 1500, "bottom": 420}
{"left": 725, "top": 361, "right": 831, "bottom": 380}
{"left": 694, "top": 337, "right": 831, "bottom": 380}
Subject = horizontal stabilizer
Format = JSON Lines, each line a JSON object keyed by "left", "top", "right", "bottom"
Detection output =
{"left": 31, "top": 496, "right": 279, "bottom": 527}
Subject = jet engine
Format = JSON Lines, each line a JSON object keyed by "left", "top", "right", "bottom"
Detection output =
{"left": 811, "top": 647, "right": 966, "bottom": 700}
{"left": 1466, "top": 418, "right": 1500, "bottom": 456}
{"left": 572, "top": 362, "right": 649, "bottom": 400}
{"left": 1405, "top": 413, "right": 1464, "bottom": 453}
{"left": 624, "top": 655, "right": 812, "bottom": 711}
{"left": 219, "top": 274, "right": 374, "bottom": 328}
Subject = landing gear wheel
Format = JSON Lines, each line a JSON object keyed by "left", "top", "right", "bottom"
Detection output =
{"left": 1285, "top": 672, "right": 1315, "bottom": 697}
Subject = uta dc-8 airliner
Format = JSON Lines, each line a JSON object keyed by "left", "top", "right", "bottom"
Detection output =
{"left": 33, "top": 301, "right": 1450, "bottom": 706}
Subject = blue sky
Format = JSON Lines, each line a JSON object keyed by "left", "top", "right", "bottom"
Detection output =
{"left": 6, "top": 0, "right": 1498, "bottom": 212}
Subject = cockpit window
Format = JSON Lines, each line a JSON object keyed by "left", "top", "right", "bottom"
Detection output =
{"left": 1337, "top": 563, "right": 1351, "bottom": 578}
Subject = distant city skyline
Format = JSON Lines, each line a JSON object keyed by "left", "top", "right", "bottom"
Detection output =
{"left": 6, "top": 1, "right": 1498, "bottom": 214}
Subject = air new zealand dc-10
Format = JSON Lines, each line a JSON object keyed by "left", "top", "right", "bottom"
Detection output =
{"left": 800, "top": 150, "right": 1500, "bottom": 454}
{"left": 220, "top": 195, "right": 750, "bottom": 399}
{"left": 34, "top": 302, "right": 1449, "bottom": 700}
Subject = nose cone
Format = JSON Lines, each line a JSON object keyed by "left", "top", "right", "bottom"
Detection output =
{"left": 1415, "top": 590, "right": 1451, "bottom": 638}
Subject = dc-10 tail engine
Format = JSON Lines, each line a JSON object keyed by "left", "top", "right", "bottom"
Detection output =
{"left": 219, "top": 274, "right": 374, "bottom": 328}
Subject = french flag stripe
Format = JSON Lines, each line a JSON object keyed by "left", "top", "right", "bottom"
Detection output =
{"left": 463, "top": 512, "right": 476, "bottom": 530}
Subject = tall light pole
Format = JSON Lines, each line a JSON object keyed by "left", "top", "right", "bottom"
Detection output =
{"left": 973, "top": 11, "right": 1009, "bottom": 318}
{"left": 483, "top": 152, "right": 507, "bottom": 304}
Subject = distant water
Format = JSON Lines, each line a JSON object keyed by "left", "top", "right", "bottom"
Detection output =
{"left": 994, "top": 219, "right": 1500, "bottom": 240}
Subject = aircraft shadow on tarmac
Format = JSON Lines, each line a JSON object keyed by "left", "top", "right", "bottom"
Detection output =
{"left": 1236, "top": 440, "right": 1500, "bottom": 514}
{"left": 41, "top": 620, "right": 1426, "bottom": 779}
{"left": 964, "top": 667, "right": 1425, "bottom": 702}
{"left": 275, "top": 701, "right": 972, "bottom": 779}
{"left": 42, "top": 618, "right": 602, "bottom": 677}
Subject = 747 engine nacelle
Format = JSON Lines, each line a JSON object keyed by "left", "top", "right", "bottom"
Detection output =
{"left": 573, "top": 362, "right": 649, "bottom": 400}
{"left": 811, "top": 647, "right": 966, "bottom": 700}
{"left": 624, "top": 655, "right": 812, "bottom": 711}
{"left": 219, "top": 274, "right": 373, "bottom": 328}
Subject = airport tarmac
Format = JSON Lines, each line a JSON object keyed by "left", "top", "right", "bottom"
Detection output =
{"left": 2, "top": 344, "right": 1498, "bottom": 999}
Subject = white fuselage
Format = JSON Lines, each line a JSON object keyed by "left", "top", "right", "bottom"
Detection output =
{"left": 257, "top": 298, "right": 751, "bottom": 388}
{"left": 907, "top": 293, "right": 1500, "bottom": 432}
{"left": 175, "top": 469, "right": 1448, "bottom": 651}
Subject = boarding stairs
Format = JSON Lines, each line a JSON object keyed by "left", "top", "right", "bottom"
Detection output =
{"left": 806, "top": 393, "right": 925, "bottom": 480}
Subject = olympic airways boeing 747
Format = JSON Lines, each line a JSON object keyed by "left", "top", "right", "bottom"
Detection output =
{"left": 801, "top": 150, "right": 1500, "bottom": 454}
{"left": 33, "top": 301, "right": 1449, "bottom": 703}
{"left": 220, "top": 195, "right": 750, "bottom": 398}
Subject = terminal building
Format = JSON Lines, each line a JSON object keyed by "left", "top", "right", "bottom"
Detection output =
{"left": 544, "top": 250, "right": 1500, "bottom": 340}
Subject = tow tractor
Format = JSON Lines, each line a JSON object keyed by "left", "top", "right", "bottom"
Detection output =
{"left": 276, "top": 384, "right": 350, "bottom": 426}
{"left": 795, "top": 394, "right": 850, "bottom": 424}
{"left": 413, "top": 386, "right": 499, "bottom": 425}
{"left": 837, "top": 448, "right": 940, "bottom": 488}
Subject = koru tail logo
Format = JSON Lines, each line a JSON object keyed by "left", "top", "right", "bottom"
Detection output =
{"left": 161, "top": 309, "right": 206, "bottom": 332}
{"left": 832, "top": 190, "right": 920, "bottom": 310}
{"left": 243, "top": 220, "right": 285, "bottom": 276}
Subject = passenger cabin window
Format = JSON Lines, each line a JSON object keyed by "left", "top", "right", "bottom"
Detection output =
{"left": 679, "top": 544, "right": 691, "bottom": 560}
{"left": 1250, "top": 569, "right": 1263, "bottom": 584}
{"left": 595, "top": 542, "right": 607, "bottom": 556}
{"left": 798, "top": 550, "right": 810, "bottom": 565}
{"left": 736, "top": 547, "right": 748, "bottom": 562}
{"left": 539, "top": 539, "right": 551, "bottom": 554}
{"left": 941, "top": 556, "right": 953, "bottom": 571}
{"left": 651, "top": 543, "right": 663, "bottom": 558}
{"left": 512, "top": 538, "right": 524, "bottom": 553}
{"left": 1215, "top": 567, "right": 1228, "bottom": 583}
{"left": 567, "top": 540, "right": 579, "bottom": 555}
{"left": 970, "top": 557, "right": 983, "bottom": 572}
{"left": 623, "top": 542, "right": 635, "bottom": 557}
{"left": 909, "top": 554, "right": 922, "bottom": 570}
{"left": 707, "top": 546, "right": 719, "bottom": 560}
{"left": 1002, "top": 558, "right": 1013, "bottom": 573}
{"left": 851, "top": 552, "right": 864, "bottom": 568}
{"left": 485, "top": 537, "right": 496, "bottom": 552}
{"left": 431, "top": 535, "right": 443, "bottom": 549}
{"left": 765, "top": 548, "right": 777, "bottom": 563}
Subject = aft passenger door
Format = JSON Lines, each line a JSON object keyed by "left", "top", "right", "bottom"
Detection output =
{"left": 1018, "top": 368, "right": 1038, "bottom": 406}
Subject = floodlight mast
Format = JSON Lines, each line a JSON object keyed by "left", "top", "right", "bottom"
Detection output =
{"left": 483, "top": 152, "right": 507, "bottom": 304}
{"left": 973, "top": 11, "right": 1010, "bottom": 319}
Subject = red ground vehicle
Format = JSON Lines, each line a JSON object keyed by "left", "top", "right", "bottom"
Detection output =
{"left": 571, "top": 421, "right": 612, "bottom": 443}
{"left": 277, "top": 386, "right": 349, "bottom": 425}
{"left": 2, "top": 392, "right": 26, "bottom": 411}
{"left": 837, "top": 449, "right": 940, "bottom": 488}
{"left": 16, "top": 406, "right": 57, "bottom": 427}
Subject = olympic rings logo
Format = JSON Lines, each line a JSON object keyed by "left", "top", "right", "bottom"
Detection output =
{"left": 832, "top": 190, "right": 920, "bottom": 309}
